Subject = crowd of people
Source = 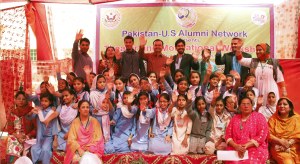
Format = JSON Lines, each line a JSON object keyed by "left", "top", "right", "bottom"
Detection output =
{"left": 3, "top": 31, "right": 300, "bottom": 164}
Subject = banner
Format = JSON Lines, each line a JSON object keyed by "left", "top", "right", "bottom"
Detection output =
{"left": 96, "top": 3, "right": 273, "bottom": 59}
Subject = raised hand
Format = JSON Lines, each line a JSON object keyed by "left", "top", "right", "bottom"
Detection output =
{"left": 165, "top": 57, "right": 174, "bottom": 66}
{"left": 192, "top": 48, "right": 200, "bottom": 61}
{"left": 216, "top": 40, "right": 224, "bottom": 52}
{"left": 230, "top": 70, "right": 241, "bottom": 80}
{"left": 46, "top": 83, "right": 55, "bottom": 94}
{"left": 187, "top": 90, "right": 192, "bottom": 101}
{"left": 75, "top": 29, "right": 84, "bottom": 41}
{"left": 257, "top": 95, "right": 264, "bottom": 106}
{"left": 172, "top": 92, "right": 178, "bottom": 103}
{"left": 213, "top": 88, "right": 220, "bottom": 99}
{"left": 139, "top": 35, "right": 147, "bottom": 47}
{"left": 31, "top": 107, "right": 39, "bottom": 114}
{"left": 83, "top": 65, "right": 92, "bottom": 75}
{"left": 159, "top": 67, "right": 166, "bottom": 78}
{"left": 115, "top": 48, "right": 121, "bottom": 60}
{"left": 206, "top": 64, "right": 213, "bottom": 76}
{"left": 100, "top": 51, "right": 106, "bottom": 60}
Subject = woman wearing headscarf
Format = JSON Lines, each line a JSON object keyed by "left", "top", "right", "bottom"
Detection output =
{"left": 236, "top": 43, "right": 286, "bottom": 105}
{"left": 268, "top": 97, "right": 300, "bottom": 163}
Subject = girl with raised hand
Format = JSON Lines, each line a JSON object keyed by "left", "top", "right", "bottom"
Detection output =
{"left": 188, "top": 70, "right": 202, "bottom": 101}
{"left": 27, "top": 93, "right": 58, "bottom": 164}
{"left": 205, "top": 95, "right": 232, "bottom": 155}
{"left": 130, "top": 92, "right": 156, "bottom": 152}
{"left": 113, "top": 77, "right": 128, "bottom": 108}
{"left": 73, "top": 77, "right": 90, "bottom": 103}
{"left": 90, "top": 75, "right": 114, "bottom": 143}
{"left": 105, "top": 91, "right": 137, "bottom": 153}
{"left": 185, "top": 94, "right": 212, "bottom": 154}
{"left": 170, "top": 94, "right": 192, "bottom": 155}
{"left": 148, "top": 93, "right": 174, "bottom": 155}
{"left": 52, "top": 89, "right": 78, "bottom": 152}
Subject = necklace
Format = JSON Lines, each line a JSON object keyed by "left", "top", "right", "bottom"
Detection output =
{"left": 240, "top": 114, "right": 251, "bottom": 130}
{"left": 259, "top": 60, "right": 268, "bottom": 80}
{"left": 79, "top": 116, "right": 90, "bottom": 129}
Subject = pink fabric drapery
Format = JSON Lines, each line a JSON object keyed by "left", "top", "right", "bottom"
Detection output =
{"left": 25, "top": 2, "right": 53, "bottom": 60}
{"left": 0, "top": 6, "right": 31, "bottom": 111}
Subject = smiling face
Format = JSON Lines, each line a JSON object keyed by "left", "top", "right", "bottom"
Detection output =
{"left": 105, "top": 47, "right": 115, "bottom": 59}
{"left": 115, "top": 79, "right": 125, "bottom": 92}
{"left": 231, "top": 39, "right": 242, "bottom": 53}
{"left": 62, "top": 90, "right": 74, "bottom": 106}
{"left": 175, "top": 42, "right": 185, "bottom": 55}
{"left": 58, "top": 79, "right": 67, "bottom": 91}
{"left": 225, "top": 76, "right": 234, "bottom": 88}
{"left": 80, "top": 41, "right": 90, "bottom": 53}
{"left": 129, "top": 75, "right": 139, "bottom": 88}
{"left": 148, "top": 73, "right": 157, "bottom": 83}
{"left": 210, "top": 77, "right": 220, "bottom": 87}
{"left": 256, "top": 45, "right": 266, "bottom": 61}
{"left": 15, "top": 93, "right": 27, "bottom": 108}
{"left": 159, "top": 96, "right": 169, "bottom": 110}
{"left": 277, "top": 99, "right": 291, "bottom": 117}
{"left": 153, "top": 40, "right": 163, "bottom": 54}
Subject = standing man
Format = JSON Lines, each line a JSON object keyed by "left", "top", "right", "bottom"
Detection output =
{"left": 169, "top": 38, "right": 199, "bottom": 78}
{"left": 138, "top": 36, "right": 173, "bottom": 76}
{"left": 215, "top": 38, "right": 251, "bottom": 84}
{"left": 72, "top": 30, "right": 93, "bottom": 80}
{"left": 116, "top": 35, "right": 146, "bottom": 79}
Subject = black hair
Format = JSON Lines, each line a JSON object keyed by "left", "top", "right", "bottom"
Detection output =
{"left": 139, "top": 77, "right": 149, "bottom": 83}
{"left": 73, "top": 77, "right": 90, "bottom": 92}
{"left": 177, "top": 94, "right": 188, "bottom": 101}
{"left": 79, "top": 38, "right": 90, "bottom": 45}
{"left": 90, "top": 72, "right": 96, "bottom": 76}
{"left": 215, "top": 96, "right": 225, "bottom": 105}
{"left": 147, "top": 71, "right": 157, "bottom": 79}
{"left": 78, "top": 100, "right": 90, "bottom": 109}
{"left": 209, "top": 73, "right": 219, "bottom": 80}
{"left": 124, "top": 35, "right": 134, "bottom": 42}
{"left": 277, "top": 98, "right": 295, "bottom": 117}
{"left": 104, "top": 46, "right": 116, "bottom": 62}
{"left": 61, "top": 88, "right": 76, "bottom": 96}
{"left": 159, "top": 93, "right": 170, "bottom": 102}
{"left": 69, "top": 72, "right": 77, "bottom": 78}
{"left": 175, "top": 38, "right": 185, "bottom": 47}
{"left": 245, "top": 89, "right": 255, "bottom": 96}
{"left": 40, "top": 93, "right": 55, "bottom": 107}
{"left": 114, "top": 77, "right": 128, "bottom": 101}
{"left": 201, "top": 48, "right": 211, "bottom": 55}
{"left": 238, "top": 97, "right": 253, "bottom": 106}
{"left": 173, "top": 69, "right": 185, "bottom": 82}
{"left": 153, "top": 39, "right": 164, "bottom": 46}
{"left": 15, "top": 91, "right": 26, "bottom": 99}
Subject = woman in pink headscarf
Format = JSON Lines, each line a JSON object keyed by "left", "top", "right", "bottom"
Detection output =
{"left": 236, "top": 43, "right": 286, "bottom": 105}
{"left": 64, "top": 100, "right": 104, "bottom": 164}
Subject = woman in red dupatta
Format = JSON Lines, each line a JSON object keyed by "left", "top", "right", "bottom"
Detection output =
{"left": 5, "top": 91, "right": 36, "bottom": 164}
{"left": 64, "top": 100, "right": 104, "bottom": 164}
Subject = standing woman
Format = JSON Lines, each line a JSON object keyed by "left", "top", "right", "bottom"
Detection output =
{"left": 268, "top": 97, "right": 300, "bottom": 163}
{"left": 225, "top": 97, "right": 269, "bottom": 163}
{"left": 236, "top": 43, "right": 286, "bottom": 105}
{"left": 5, "top": 91, "right": 36, "bottom": 163}
{"left": 64, "top": 100, "right": 104, "bottom": 163}
{"left": 98, "top": 46, "right": 120, "bottom": 77}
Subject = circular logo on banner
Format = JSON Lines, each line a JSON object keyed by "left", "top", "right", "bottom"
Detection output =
{"left": 176, "top": 7, "right": 197, "bottom": 28}
{"left": 251, "top": 11, "right": 268, "bottom": 26}
{"left": 102, "top": 9, "right": 121, "bottom": 29}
